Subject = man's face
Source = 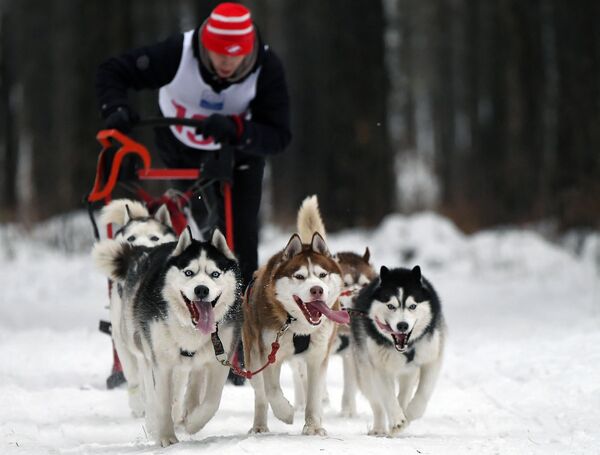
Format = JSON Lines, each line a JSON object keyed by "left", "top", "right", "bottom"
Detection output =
{"left": 207, "top": 50, "right": 246, "bottom": 79}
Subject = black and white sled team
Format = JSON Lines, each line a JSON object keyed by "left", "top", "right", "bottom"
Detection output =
{"left": 92, "top": 196, "right": 447, "bottom": 446}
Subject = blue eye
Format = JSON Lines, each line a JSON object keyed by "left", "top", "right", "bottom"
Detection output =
{"left": 184, "top": 270, "right": 194, "bottom": 277}
{"left": 211, "top": 271, "right": 221, "bottom": 279}
{"left": 408, "top": 304, "right": 417, "bottom": 310}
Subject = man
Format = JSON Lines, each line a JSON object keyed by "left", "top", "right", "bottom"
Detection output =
{"left": 96, "top": 2, "right": 291, "bottom": 289}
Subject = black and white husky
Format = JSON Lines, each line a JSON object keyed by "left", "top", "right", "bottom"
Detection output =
{"left": 99, "top": 199, "right": 176, "bottom": 415}
{"left": 93, "top": 228, "right": 242, "bottom": 447}
{"left": 351, "top": 265, "right": 446, "bottom": 436}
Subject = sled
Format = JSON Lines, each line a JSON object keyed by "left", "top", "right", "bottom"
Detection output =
{"left": 86, "top": 117, "right": 235, "bottom": 389}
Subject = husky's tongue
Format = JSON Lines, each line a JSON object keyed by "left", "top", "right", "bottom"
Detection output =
{"left": 193, "top": 300, "right": 215, "bottom": 334}
{"left": 306, "top": 300, "right": 350, "bottom": 324}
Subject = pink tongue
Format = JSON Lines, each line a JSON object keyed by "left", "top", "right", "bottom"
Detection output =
{"left": 307, "top": 300, "right": 350, "bottom": 324}
{"left": 194, "top": 301, "right": 215, "bottom": 334}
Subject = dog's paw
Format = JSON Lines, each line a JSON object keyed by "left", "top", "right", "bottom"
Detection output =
{"left": 270, "top": 397, "right": 294, "bottom": 424}
{"left": 389, "top": 420, "right": 409, "bottom": 436}
{"left": 405, "top": 397, "right": 427, "bottom": 421}
{"left": 158, "top": 433, "right": 179, "bottom": 447}
{"left": 248, "top": 425, "right": 270, "bottom": 434}
{"left": 302, "top": 424, "right": 327, "bottom": 436}
{"left": 368, "top": 428, "right": 388, "bottom": 437}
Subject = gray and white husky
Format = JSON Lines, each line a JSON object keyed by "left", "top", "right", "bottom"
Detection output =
{"left": 351, "top": 265, "right": 446, "bottom": 436}
{"left": 99, "top": 199, "right": 176, "bottom": 415}
{"left": 93, "top": 228, "right": 242, "bottom": 447}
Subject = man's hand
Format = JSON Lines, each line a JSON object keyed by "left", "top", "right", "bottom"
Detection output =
{"left": 104, "top": 106, "right": 139, "bottom": 133}
{"left": 201, "top": 114, "right": 239, "bottom": 144}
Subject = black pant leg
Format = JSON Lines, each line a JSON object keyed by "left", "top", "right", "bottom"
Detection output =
{"left": 230, "top": 157, "right": 265, "bottom": 288}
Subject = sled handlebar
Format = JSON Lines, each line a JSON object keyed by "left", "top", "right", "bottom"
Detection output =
{"left": 134, "top": 116, "right": 207, "bottom": 130}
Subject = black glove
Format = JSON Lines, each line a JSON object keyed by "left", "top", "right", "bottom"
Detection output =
{"left": 200, "top": 114, "right": 239, "bottom": 144}
{"left": 103, "top": 105, "right": 139, "bottom": 133}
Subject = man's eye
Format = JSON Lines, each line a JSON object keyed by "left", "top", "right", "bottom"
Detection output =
{"left": 150, "top": 235, "right": 159, "bottom": 242}
{"left": 184, "top": 270, "right": 194, "bottom": 277}
{"left": 211, "top": 271, "right": 221, "bottom": 279}
{"left": 294, "top": 274, "right": 305, "bottom": 280}
{"left": 387, "top": 304, "right": 395, "bottom": 311}
{"left": 408, "top": 304, "right": 417, "bottom": 310}
{"left": 127, "top": 235, "right": 136, "bottom": 242}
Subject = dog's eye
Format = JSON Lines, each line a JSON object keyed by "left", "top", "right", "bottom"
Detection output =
{"left": 127, "top": 235, "right": 136, "bottom": 242}
{"left": 184, "top": 270, "right": 194, "bottom": 277}
{"left": 318, "top": 272, "right": 328, "bottom": 279}
{"left": 211, "top": 271, "right": 221, "bottom": 279}
{"left": 150, "top": 235, "right": 159, "bottom": 242}
{"left": 408, "top": 304, "right": 417, "bottom": 310}
{"left": 387, "top": 304, "right": 396, "bottom": 311}
{"left": 293, "top": 274, "right": 305, "bottom": 280}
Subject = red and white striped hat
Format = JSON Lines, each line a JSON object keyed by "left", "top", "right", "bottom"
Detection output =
{"left": 201, "top": 3, "right": 255, "bottom": 56}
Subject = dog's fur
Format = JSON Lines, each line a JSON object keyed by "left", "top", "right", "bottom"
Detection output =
{"left": 242, "top": 195, "right": 349, "bottom": 435}
{"left": 99, "top": 199, "right": 176, "bottom": 416}
{"left": 351, "top": 265, "right": 445, "bottom": 436}
{"left": 100, "top": 198, "right": 175, "bottom": 247}
{"left": 334, "top": 249, "right": 377, "bottom": 417}
{"left": 93, "top": 228, "right": 242, "bottom": 447}
{"left": 291, "top": 248, "right": 377, "bottom": 416}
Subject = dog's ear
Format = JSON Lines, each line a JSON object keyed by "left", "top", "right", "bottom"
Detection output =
{"left": 363, "top": 247, "right": 371, "bottom": 263}
{"left": 380, "top": 265, "right": 390, "bottom": 281}
{"left": 123, "top": 204, "right": 133, "bottom": 225}
{"left": 172, "top": 226, "right": 192, "bottom": 257}
{"left": 311, "top": 232, "right": 330, "bottom": 256}
{"left": 211, "top": 229, "right": 236, "bottom": 261}
{"left": 411, "top": 265, "right": 422, "bottom": 281}
{"left": 154, "top": 204, "right": 173, "bottom": 228}
{"left": 282, "top": 234, "right": 303, "bottom": 260}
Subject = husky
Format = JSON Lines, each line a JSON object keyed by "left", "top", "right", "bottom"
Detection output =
{"left": 334, "top": 249, "right": 377, "bottom": 417}
{"left": 99, "top": 198, "right": 176, "bottom": 415}
{"left": 351, "top": 265, "right": 445, "bottom": 436}
{"left": 93, "top": 228, "right": 242, "bottom": 447}
{"left": 242, "top": 195, "right": 350, "bottom": 435}
{"left": 291, "top": 248, "right": 376, "bottom": 416}
{"left": 100, "top": 198, "right": 175, "bottom": 247}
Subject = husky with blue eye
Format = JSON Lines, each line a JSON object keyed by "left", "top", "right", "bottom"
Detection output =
{"left": 351, "top": 265, "right": 446, "bottom": 436}
{"left": 93, "top": 228, "right": 242, "bottom": 447}
{"left": 99, "top": 198, "right": 176, "bottom": 416}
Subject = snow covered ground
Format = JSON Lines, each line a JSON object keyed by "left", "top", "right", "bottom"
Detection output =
{"left": 1, "top": 212, "right": 599, "bottom": 454}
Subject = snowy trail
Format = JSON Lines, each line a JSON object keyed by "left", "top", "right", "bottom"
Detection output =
{"left": 1, "top": 213, "right": 599, "bottom": 454}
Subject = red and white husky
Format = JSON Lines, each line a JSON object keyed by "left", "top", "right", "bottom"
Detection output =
{"left": 242, "top": 196, "right": 349, "bottom": 435}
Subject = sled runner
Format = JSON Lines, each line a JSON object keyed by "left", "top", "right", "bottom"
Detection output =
{"left": 86, "top": 117, "right": 235, "bottom": 389}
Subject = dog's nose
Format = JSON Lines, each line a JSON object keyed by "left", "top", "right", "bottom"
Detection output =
{"left": 194, "top": 285, "right": 210, "bottom": 300}
{"left": 310, "top": 286, "right": 323, "bottom": 298}
{"left": 396, "top": 321, "right": 409, "bottom": 332}
{"left": 310, "top": 286, "right": 323, "bottom": 299}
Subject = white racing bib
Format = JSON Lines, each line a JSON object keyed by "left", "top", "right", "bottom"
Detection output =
{"left": 159, "top": 30, "right": 260, "bottom": 150}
